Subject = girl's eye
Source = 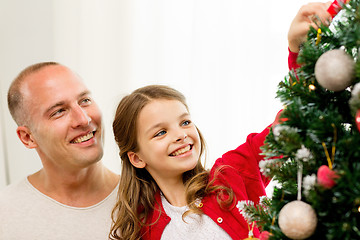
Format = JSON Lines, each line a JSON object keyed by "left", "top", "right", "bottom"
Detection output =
{"left": 154, "top": 130, "right": 167, "bottom": 137}
{"left": 181, "top": 120, "right": 191, "bottom": 126}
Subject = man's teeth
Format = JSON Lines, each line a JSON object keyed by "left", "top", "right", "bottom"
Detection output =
{"left": 72, "top": 132, "right": 94, "bottom": 143}
{"left": 170, "top": 145, "right": 191, "bottom": 156}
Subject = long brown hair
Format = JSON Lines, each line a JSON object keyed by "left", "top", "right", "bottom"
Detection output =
{"left": 110, "top": 85, "right": 233, "bottom": 240}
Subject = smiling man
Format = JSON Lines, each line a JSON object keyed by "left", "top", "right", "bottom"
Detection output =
{"left": 0, "top": 62, "right": 119, "bottom": 240}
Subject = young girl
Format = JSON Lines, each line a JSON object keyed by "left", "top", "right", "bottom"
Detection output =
{"left": 111, "top": 84, "right": 271, "bottom": 239}
{"left": 110, "top": 3, "right": 332, "bottom": 239}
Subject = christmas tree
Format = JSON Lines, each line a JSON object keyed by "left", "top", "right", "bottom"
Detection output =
{"left": 239, "top": 0, "right": 360, "bottom": 239}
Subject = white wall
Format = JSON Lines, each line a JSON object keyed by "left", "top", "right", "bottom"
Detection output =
{"left": 0, "top": 0, "right": 55, "bottom": 186}
{"left": 0, "top": 97, "right": 8, "bottom": 189}
{"left": 0, "top": 0, "right": 319, "bottom": 189}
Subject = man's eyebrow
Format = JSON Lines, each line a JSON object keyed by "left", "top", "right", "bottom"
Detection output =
{"left": 79, "top": 90, "right": 91, "bottom": 98}
{"left": 45, "top": 102, "right": 66, "bottom": 116}
{"left": 45, "top": 91, "right": 91, "bottom": 115}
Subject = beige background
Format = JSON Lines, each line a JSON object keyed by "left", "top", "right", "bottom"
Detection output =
{"left": 0, "top": 0, "right": 321, "bottom": 190}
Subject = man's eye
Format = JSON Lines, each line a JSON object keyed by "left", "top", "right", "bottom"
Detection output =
{"left": 50, "top": 109, "right": 65, "bottom": 118}
{"left": 81, "top": 98, "right": 92, "bottom": 105}
{"left": 154, "top": 130, "right": 166, "bottom": 137}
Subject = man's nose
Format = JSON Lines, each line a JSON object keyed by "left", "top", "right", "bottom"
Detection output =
{"left": 72, "top": 106, "right": 91, "bottom": 128}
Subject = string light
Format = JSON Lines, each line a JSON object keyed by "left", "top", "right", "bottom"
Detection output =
{"left": 316, "top": 28, "right": 322, "bottom": 45}
{"left": 309, "top": 84, "right": 316, "bottom": 91}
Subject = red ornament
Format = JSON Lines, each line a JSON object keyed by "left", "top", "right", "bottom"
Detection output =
{"left": 317, "top": 165, "right": 339, "bottom": 189}
{"left": 259, "top": 231, "right": 270, "bottom": 240}
{"left": 273, "top": 110, "right": 288, "bottom": 126}
{"left": 356, "top": 110, "right": 360, "bottom": 132}
{"left": 327, "top": 0, "right": 350, "bottom": 19}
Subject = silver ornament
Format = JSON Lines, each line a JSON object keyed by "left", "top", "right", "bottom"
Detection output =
{"left": 278, "top": 200, "right": 317, "bottom": 239}
{"left": 314, "top": 49, "right": 355, "bottom": 91}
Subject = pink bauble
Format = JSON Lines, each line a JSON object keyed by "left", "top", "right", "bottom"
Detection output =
{"left": 278, "top": 200, "right": 317, "bottom": 239}
{"left": 259, "top": 231, "right": 270, "bottom": 240}
{"left": 317, "top": 165, "right": 339, "bottom": 189}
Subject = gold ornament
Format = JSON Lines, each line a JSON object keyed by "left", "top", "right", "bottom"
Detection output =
{"left": 242, "top": 222, "right": 259, "bottom": 240}
{"left": 321, "top": 123, "right": 337, "bottom": 169}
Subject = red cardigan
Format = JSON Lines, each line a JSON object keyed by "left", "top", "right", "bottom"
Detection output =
{"left": 139, "top": 50, "right": 299, "bottom": 240}
{"left": 140, "top": 126, "right": 270, "bottom": 239}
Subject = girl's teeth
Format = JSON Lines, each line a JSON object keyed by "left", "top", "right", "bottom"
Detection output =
{"left": 171, "top": 145, "right": 191, "bottom": 156}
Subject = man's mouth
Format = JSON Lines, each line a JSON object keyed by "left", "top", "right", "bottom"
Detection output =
{"left": 71, "top": 131, "right": 95, "bottom": 143}
{"left": 169, "top": 145, "right": 192, "bottom": 156}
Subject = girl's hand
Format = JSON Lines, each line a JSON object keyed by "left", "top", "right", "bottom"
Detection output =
{"left": 288, "top": 1, "right": 332, "bottom": 53}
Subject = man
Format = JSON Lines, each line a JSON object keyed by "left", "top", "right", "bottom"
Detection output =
{"left": 0, "top": 62, "right": 119, "bottom": 240}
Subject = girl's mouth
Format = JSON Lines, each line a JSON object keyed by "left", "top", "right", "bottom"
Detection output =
{"left": 169, "top": 144, "right": 193, "bottom": 156}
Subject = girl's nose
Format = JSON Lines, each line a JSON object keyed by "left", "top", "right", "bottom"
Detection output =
{"left": 176, "top": 132, "right": 187, "bottom": 142}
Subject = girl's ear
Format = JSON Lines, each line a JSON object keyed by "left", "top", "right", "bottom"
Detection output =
{"left": 127, "top": 152, "right": 147, "bottom": 169}
{"left": 16, "top": 126, "right": 38, "bottom": 149}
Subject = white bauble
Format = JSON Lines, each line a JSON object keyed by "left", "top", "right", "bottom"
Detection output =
{"left": 278, "top": 200, "right": 317, "bottom": 239}
{"left": 314, "top": 49, "right": 355, "bottom": 91}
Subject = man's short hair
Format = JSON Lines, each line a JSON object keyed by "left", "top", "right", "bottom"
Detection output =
{"left": 7, "top": 62, "right": 59, "bottom": 126}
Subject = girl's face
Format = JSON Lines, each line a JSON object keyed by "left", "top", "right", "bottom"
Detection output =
{"left": 129, "top": 99, "right": 201, "bottom": 183}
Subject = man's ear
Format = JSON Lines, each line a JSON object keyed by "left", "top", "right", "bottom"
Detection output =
{"left": 127, "top": 151, "right": 146, "bottom": 169}
{"left": 16, "top": 126, "right": 38, "bottom": 149}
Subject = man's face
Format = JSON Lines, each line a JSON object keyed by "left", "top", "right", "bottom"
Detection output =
{"left": 20, "top": 65, "right": 104, "bottom": 171}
